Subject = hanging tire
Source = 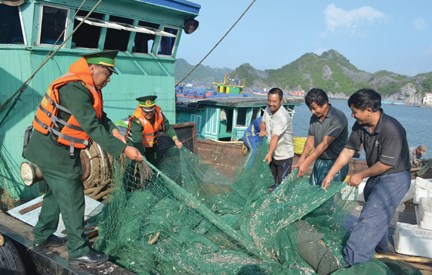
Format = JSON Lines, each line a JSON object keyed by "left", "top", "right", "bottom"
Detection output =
{"left": 0, "top": 234, "right": 26, "bottom": 274}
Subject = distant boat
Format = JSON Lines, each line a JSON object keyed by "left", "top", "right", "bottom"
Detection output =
{"left": 176, "top": 75, "right": 247, "bottom": 99}
{"left": 176, "top": 96, "right": 303, "bottom": 141}
{"left": 289, "top": 86, "right": 305, "bottom": 97}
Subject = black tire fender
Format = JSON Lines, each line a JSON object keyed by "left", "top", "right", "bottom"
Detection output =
{"left": 0, "top": 233, "right": 26, "bottom": 275}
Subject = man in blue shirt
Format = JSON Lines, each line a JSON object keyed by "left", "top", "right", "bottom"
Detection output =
{"left": 243, "top": 116, "right": 262, "bottom": 169}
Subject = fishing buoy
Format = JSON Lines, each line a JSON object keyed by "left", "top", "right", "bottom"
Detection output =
{"left": 20, "top": 162, "right": 44, "bottom": 186}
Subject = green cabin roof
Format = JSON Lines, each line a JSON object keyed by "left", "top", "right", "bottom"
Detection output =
{"left": 176, "top": 96, "right": 303, "bottom": 111}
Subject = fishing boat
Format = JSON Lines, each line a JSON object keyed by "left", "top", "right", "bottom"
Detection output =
{"left": 176, "top": 96, "right": 302, "bottom": 141}
{"left": 176, "top": 95, "right": 302, "bottom": 178}
{"left": 1, "top": 1, "right": 432, "bottom": 273}
{"left": 0, "top": 0, "right": 200, "bottom": 273}
{"left": 212, "top": 74, "right": 245, "bottom": 95}
{"left": 175, "top": 75, "right": 246, "bottom": 99}
{"left": 0, "top": 0, "right": 200, "bottom": 195}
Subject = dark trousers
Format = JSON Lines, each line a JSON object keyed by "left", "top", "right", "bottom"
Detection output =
{"left": 343, "top": 171, "right": 410, "bottom": 266}
{"left": 269, "top": 157, "right": 293, "bottom": 188}
{"left": 310, "top": 158, "right": 349, "bottom": 186}
{"left": 33, "top": 168, "right": 89, "bottom": 259}
{"left": 145, "top": 146, "right": 160, "bottom": 167}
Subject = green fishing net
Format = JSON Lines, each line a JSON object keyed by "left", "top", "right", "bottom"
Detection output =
{"left": 92, "top": 144, "right": 420, "bottom": 274}
{"left": 0, "top": 144, "right": 39, "bottom": 205}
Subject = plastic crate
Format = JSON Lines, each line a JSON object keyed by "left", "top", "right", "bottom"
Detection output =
{"left": 393, "top": 222, "right": 432, "bottom": 258}
{"left": 414, "top": 177, "right": 432, "bottom": 204}
{"left": 417, "top": 198, "right": 432, "bottom": 230}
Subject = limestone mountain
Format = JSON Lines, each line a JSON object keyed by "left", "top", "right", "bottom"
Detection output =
{"left": 175, "top": 50, "right": 432, "bottom": 100}
{"left": 175, "top": 58, "right": 232, "bottom": 83}
{"left": 231, "top": 50, "right": 432, "bottom": 98}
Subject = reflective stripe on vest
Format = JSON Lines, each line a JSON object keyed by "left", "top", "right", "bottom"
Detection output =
{"left": 127, "top": 105, "right": 164, "bottom": 148}
{"left": 32, "top": 58, "right": 103, "bottom": 150}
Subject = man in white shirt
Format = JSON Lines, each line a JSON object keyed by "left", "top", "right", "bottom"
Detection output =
{"left": 259, "top": 88, "right": 295, "bottom": 191}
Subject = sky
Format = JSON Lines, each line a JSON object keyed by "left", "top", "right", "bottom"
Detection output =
{"left": 177, "top": 1, "right": 432, "bottom": 76}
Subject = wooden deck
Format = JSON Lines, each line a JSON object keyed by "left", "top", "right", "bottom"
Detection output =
{"left": 196, "top": 139, "right": 370, "bottom": 180}
{"left": 0, "top": 211, "right": 134, "bottom": 275}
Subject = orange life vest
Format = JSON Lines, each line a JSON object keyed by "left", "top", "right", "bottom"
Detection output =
{"left": 127, "top": 105, "right": 164, "bottom": 148}
{"left": 32, "top": 58, "right": 103, "bottom": 151}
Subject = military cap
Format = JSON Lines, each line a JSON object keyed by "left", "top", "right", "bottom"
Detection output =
{"left": 137, "top": 95, "right": 157, "bottom": 112}
{"left": 82, "top": 50, "right": 118, "bottom": 74}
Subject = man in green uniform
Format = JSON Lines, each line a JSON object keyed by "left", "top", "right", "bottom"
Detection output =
{"left": 24, "top": 50, "right": 143, "bottom": 265}
{"left": 126, "top": 95, "right": 182, "bottom": 166}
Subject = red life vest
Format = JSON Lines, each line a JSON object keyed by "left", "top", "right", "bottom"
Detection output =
{"left": 127, "top": 105, "right": 164, "bottom": 148}
{"left": 32, "top": 58, "right": 103, "bottom": 150}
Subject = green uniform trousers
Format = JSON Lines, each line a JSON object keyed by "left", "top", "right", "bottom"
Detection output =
{"left": 145, "top": 146, "right": 160, "bottom": 167}
{"left": 33, "top": 168, "right": 89, "bottom": 259}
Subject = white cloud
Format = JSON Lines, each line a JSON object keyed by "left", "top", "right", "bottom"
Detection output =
{"left": 323, "top": 4, "right": 386, "bottom": 36}
{"left": 413, "top": 18, "right": 428, "bottom": 31}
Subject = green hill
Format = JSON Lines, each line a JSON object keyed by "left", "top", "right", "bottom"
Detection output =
{"left": 175, "top": 58, "right": 232, "bottom": 83}
{"left": 176, "top": 50, "right": 432, "bottom": 101}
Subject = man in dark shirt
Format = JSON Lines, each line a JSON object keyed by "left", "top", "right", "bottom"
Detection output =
{"left": 322, "top": 88, "right": 411, "bottom": 266}
{"left": 294, "top": 88, "right": 348, "bottom": 185}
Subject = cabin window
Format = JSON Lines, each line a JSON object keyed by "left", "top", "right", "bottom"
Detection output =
{"left": 73, "top": 15, "right": 177, "bottom": 53}
{"left": 225, "top": 109, "right": 233, "bottom": 133}
{"left": 104, "top": 16, "right": 133, "bottom": 51}
{"left": 157, "top": 27, "right": 178, "bottom": 56}
{"left": 251, "top": 107, "right": 262, "bottom": 123}
{"left": 0, "top": 5, "right": 24, "bottom": 44}
{"left": 72, "top": 11, "right": 104, "bottom": 49}
{"left": 236, "top": 108, "right": 247, "bottom": 127}
{"left": 132, "top": 21, "right": 159, "bottom": 54}
{"left": 39, "top": 6, "right": 68, "bottom": 45}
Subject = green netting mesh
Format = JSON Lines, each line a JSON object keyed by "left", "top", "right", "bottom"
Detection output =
{"left": 0, "top": 144, "right": 39, "bottom": 204}
{"left": 92, "top": 144, "right": 421, "bottom": 274}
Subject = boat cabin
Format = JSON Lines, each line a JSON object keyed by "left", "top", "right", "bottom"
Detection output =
{"left": 0, "top": 0, "right": 200, "bottom": 198}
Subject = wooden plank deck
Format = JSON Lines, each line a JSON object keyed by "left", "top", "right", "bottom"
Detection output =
{"left": 0, "top": 211, "right": 134, "bottom": 275}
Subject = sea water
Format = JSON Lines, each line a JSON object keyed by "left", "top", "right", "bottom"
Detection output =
{"left": 292, "top": 99, "right": 432, "bottom": 159}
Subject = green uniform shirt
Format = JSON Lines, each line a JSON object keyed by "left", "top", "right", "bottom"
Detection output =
{"left": 24, "top": 81, "right": 126, "bottom": 173}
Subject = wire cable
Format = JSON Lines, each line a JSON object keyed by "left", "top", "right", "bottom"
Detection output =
{"left": 175, "top": 0, "right": 257, "bottom": 86}
{"left": 0, "top": 0, "right": 102, "bottom": 127}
